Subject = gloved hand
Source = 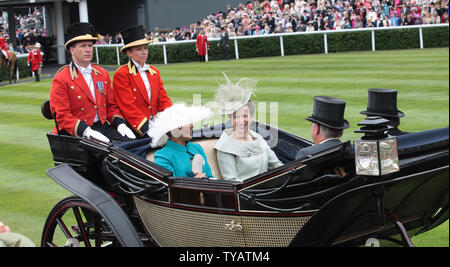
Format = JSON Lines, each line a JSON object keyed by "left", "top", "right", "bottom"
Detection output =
{"left": 27, "top": 63, "right": 30, "bottom": 67}
{"left": 117, "top": 123, "right": 136, "bottom": 139}
{"left": 83, "top": 127, "right": 110, "bottom": 143}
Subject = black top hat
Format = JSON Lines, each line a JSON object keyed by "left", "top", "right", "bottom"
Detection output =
{"left": 305, "top": 96, "right": 350, "bottom": 129}
{"left": 120, "top": 25, "right": 151, "bottom": 54}
{"left": 360, "top": 88, "right": 405, "bottom": 118}
{"left": 65, "top": 22, "right": 98, "bottom": 52}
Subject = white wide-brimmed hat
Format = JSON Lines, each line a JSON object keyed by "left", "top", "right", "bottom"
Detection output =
{"left": 210, "top": 73, "right": 257, "bottom": 115}
{"left": 148, "top": 103, "right": 214, "bottom": 148}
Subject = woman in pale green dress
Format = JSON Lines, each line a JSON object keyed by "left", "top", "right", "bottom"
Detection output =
{"left": 212, "top": 74, "right": 283, "bottom": 181}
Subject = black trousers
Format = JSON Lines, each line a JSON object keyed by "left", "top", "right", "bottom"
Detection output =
{"left": 198, "top": 55, "right": 206, "bottom": 62}
{"left": 33, "top": 70, "right": 40, "bottom": 82}
{"left": 222, "top": 46, "right": 230, "bottom": 61}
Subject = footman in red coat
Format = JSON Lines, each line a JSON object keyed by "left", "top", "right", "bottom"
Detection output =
{"left": 49, "top": 22, "right": 135, "bottom": 142}
{"left": 27, "top": 43, "right": 43, "bottom": 82}
{"left": 195, "top": 29, "right": 209, "bottom": 62}
{"left": 113, "top": 25, "right": 172, "bottom": 138}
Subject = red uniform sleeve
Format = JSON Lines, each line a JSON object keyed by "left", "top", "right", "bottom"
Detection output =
{"left": 49, "top": 72, "right": 88, "bottom": 137}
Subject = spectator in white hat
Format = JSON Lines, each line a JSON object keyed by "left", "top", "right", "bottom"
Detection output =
{"left": 149, "top": 103, "right": 214, "bottom": 178}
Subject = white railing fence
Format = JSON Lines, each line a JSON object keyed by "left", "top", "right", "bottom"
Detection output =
{"left": 15, "top": 54, "right": 30, "bottom": 81}
{"left": 93, "top": 24, "right": 448, "bottom": 65}
{"left": 12, "top": 53, "right": 44, "bottom": 81}
{"left": 7, "top": 24, "right": 447, "bottom": 80}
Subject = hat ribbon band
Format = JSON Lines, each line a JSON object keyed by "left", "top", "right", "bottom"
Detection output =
{"left": 365, "top": 107, "right": 400, "bottom": 115}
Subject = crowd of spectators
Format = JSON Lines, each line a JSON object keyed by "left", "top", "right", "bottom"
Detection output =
{"left": 7, "top": 1, "right": 446, "bottom": 46}
{"left": 96, "top": 32, "right": 123, "bottom": 44}
{"left": 1, "top": 7, "right": 48, "bottom": 54}
{"left": 135, "top": 0, "right": 449, "bottom": 43}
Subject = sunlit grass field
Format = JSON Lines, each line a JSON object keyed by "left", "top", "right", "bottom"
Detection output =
{"left": 0, "top": 48, "right": 448, "bottom": 247}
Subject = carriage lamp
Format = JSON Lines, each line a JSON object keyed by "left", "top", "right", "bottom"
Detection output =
{"left": 354, "top": 117, "right": 400, "bottom": 176}
{"left": 354, "top": 137, "right": 399, "bottom": 176}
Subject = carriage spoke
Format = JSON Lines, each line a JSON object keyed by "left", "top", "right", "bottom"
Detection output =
{"left": 56, "top": 218, "right": 73, "bottom": 240}
{"left": 73, "top": 207, "right": 92, "bottom": 247}
{"left": 46, "top": 241, "right": 57, "bottom": 247}
{"left": 42, "top": 197, "right": 122, "bottom": 247}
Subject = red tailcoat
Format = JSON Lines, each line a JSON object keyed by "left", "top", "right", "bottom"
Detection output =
{"left": 49, "top": 62, "right": 125, "bottom": 137}
{"left": 196, "top": 34, "right": 209, "bottom": 56}
{"left": 27, "top": 49, "right": 42, "bottom": 71}
{"left": 112, "top": 61, "right": 172, "bottom": 137}
{"left": 0, "top": 37, "right": 9, "bottom": 57}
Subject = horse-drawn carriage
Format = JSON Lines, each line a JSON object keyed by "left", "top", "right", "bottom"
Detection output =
{"left": 39, "top": 100, "right": 449, "bottom": 247}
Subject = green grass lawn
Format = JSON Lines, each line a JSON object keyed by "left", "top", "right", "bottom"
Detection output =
{"left": 0, "top": 48, "right": 448, "bottom": 247}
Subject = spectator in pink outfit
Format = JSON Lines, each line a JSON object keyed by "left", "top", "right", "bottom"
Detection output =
{"left": 241, "top": 13, "right": 252, "bottom": 34}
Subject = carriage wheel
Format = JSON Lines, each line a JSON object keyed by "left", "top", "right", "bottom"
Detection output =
{"left": 41, "top": 196, "right": 120, "bottom": 247}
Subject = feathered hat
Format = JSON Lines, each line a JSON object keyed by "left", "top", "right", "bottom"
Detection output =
{"left": 210, "top": 73, "right": 257, "bottom": 115}
{"left": 148, "top": 103, "right": 214, "bottom": 148}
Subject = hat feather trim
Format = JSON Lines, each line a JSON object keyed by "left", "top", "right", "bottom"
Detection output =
{"left": 211, "top": 73, "right": 257, "bottom": 115}
{"left": 148, "top": 103, "right": 214, "bottom": 148}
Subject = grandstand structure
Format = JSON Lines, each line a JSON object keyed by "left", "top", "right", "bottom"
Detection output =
{"left": 1, "top": 0, "right": 448, "bottom": 65}
{"left": 0, "top": 0, "right": 238, "bottom": 64}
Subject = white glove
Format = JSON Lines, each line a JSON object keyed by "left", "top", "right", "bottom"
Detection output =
{"left": 117, "top": 123, "right": 136, "bottom": 139}
{"left": 83, "top": 127, "right": 110, "bottom": 143}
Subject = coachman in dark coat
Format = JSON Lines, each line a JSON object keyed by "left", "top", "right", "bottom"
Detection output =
{"left": 296, "top": 96, "right": 350, "bottom": 160}
{"left": 218, "top": 27, "right": 230, "bottom": 61}
{"left": 360, "top": 88, "right": 408, "bottom": 136}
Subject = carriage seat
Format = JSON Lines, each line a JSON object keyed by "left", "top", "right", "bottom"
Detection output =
{"left": 146, "top": 138, "right": 223, "bottom": 180}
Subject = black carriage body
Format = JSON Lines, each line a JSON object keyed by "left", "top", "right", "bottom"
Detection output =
{"left": 43, "top": 122, "right": 449, "bottom": 247}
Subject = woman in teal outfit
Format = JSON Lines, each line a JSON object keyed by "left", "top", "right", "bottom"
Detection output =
{"left": 148, "top": 103, "right": 214, "bottom": 178}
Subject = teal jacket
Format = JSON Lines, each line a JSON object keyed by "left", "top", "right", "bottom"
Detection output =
{"left": 154, "top": 140, "right": 213, "bottom": 178}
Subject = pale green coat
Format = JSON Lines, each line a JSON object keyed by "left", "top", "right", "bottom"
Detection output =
{"left": 0, "top": 233, "right": 35, "bottom": 247}
{"left": 215, "top": 129, "right": 283, "bottom": 181}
